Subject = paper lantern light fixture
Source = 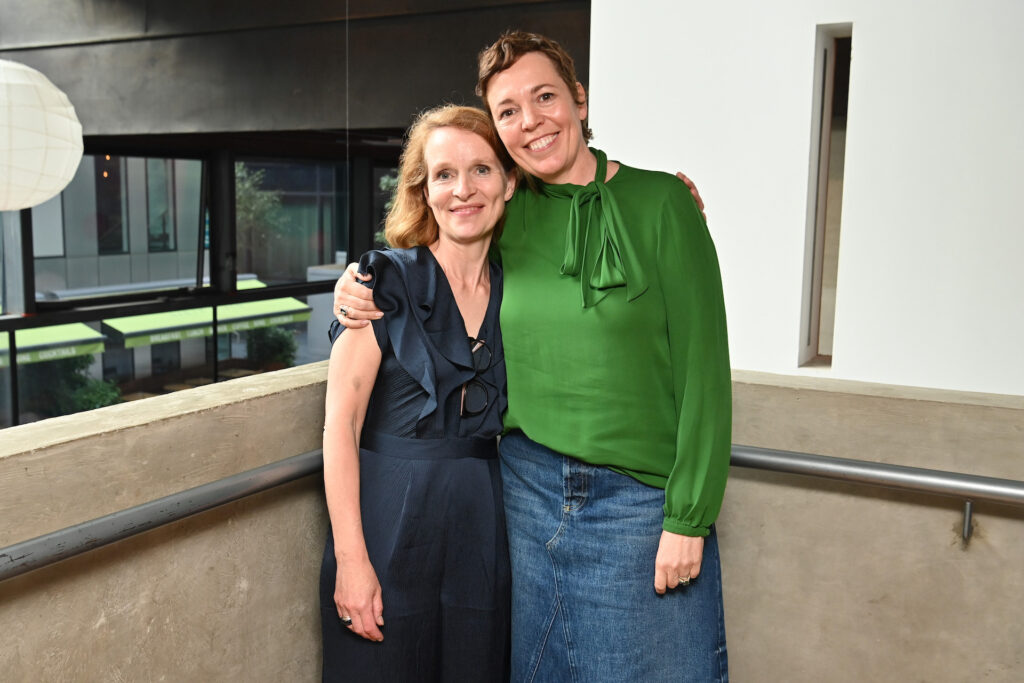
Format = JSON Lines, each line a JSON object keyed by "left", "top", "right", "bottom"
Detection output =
{"left": 0, "top": 59, "right": 84, "bottom": 211}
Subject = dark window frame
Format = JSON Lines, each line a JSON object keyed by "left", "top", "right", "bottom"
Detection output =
{"left": 2, "top": 129, "right": 401, "bottom": 428}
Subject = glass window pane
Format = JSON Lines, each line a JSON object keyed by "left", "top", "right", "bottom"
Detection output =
{"left": 9, "top": 320, "right": 119, "bottom": 425}
{"left": 32, "top": 155, "right": 205, "bottom": 303}
{"left": 235, "top": 159, "right": 344, "bottom": 285}
{"left": 3, "top": 277, "right": 340, "bottom": 432}
{"left": 299, "top": 291, "right": 334, "bottom": 364}
{"left": 147, "top": 158, "right": 176, "bottom": 252}
{"left": 31, "top": 194, "right": 66, "bottom": 257}
{"left": 373, "top": 165, "right": 398, "bottom": 248}
{"left": 96, "top": 155, "right": 127, "bottom": 254}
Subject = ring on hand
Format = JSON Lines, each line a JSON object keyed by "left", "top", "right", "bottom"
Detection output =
{"left": 341, "top": 615, "right": 352, "bottom": 625}
{"left": 337, "top": 305, "right": 349, "bottom": 318}
{"left": 677, "top": 576, "right": 691, "bottom": 587}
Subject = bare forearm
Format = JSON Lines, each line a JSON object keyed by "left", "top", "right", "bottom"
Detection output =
{"left": 323, "top": 423, "right": 369, "bottom": 562}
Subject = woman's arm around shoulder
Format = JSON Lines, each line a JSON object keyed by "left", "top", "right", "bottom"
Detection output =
{"left": 332, "top": 263, "right": 381, "bottom": 329}
{"left": 675, "top": 172, "right": 706, "bottom": 221}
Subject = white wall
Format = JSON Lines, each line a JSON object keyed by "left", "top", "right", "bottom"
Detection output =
{"left": 590, "top": 0, "right": 1024, "bottom": 396}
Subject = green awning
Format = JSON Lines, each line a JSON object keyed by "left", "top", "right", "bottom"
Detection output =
{"left": 103, "top": 281, "right": 311, "bottom": 349}
{"left": 0, "top": 323, "right": 106, "bottom": 368}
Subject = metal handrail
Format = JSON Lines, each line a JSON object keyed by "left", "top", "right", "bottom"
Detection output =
{"left": 731, "top": 445, "right": 1024, "bottom": 506}
{"left": 2, "top": 445, "right": 1023, "bottom": 583}
{"left": 0, "top": 450, "right": 323, "bottom": 583}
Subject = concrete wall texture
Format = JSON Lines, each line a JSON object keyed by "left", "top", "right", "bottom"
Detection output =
{"left": 2, "top": 365, "right": 1022, "bottom": 681}
{"left": 0, "top": 365, "right": 329, "bottom": 682}
{"left": 590, "top": 0, "right": 1024, "bottom": 396}
{"left": 725, "top": 371, "right": 1024, "bottom": 682}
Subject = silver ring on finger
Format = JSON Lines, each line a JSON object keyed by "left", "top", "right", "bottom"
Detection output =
{"left": 337, "top": 305, "right": 349, "bottom": 318}
{"left": 340, "top": 615, "right": 352, "bottom": 625}
{"left": 677, "top": 577, "right": 691, "bottom": 587}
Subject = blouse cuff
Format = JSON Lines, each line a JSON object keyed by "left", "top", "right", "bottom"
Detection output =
{"left": 662, "top": 517, "right": 710, "bottom": 537}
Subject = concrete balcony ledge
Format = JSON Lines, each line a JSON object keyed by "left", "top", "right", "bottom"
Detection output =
{"left": 0, "top": 361, "right": 329, "bottom": 549}
{"left": 733, "top": 368, "right": 1024, "bottom": 410}
{"left": 1, "top": 361, "right": 330, "bottom": 457}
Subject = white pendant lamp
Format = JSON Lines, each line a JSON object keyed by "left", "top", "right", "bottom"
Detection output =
{"left": 0, "top": 59, "right": 84, "bottom": 211}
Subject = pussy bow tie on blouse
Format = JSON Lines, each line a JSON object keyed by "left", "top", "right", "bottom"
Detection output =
{"left": 538, "top": 148, "right": 649, "bottom": 309}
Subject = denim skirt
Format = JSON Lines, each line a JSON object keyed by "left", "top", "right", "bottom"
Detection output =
{"left": 499, "top": 431, "right": 728, "bottom": 683}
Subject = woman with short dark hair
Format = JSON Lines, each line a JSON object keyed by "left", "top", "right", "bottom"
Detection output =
{"left": 475, "top": 31, "right": 731, "bottom": 682}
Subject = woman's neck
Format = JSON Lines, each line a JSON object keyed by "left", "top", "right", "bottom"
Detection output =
{"left": 429, "top": 238, "right": 491, "bottom": 289}
{"left": 536, "top": 146, "right": 618, "bottom": 185}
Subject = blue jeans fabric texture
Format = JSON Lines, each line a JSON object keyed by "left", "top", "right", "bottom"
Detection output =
{"left": 499, "top": 431, "right": 728, "bottom": 683}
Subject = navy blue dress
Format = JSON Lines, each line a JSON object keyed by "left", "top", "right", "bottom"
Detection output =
{"left": 320, "top": 247, "right": 510, "bottom": 682}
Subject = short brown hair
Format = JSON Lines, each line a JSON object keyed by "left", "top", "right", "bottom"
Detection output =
{"left": 384, "top": 104, "right": 516, "bottom": 248}
{"left": 475, "top": 30, "right": 593, "bottom": 142}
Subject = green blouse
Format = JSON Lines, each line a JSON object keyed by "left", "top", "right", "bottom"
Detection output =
{"left": 498, "top": 149, "right": 732, "bottom": 537}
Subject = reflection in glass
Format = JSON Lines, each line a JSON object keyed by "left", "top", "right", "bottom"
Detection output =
{"left": 96, "top": 155, "right": 127, "bottom": 254}
{"left": 147, "top": 159, "right": 176, "bottom": 252}
{"left": 2, "top": 148, "right": 363, "bottom": 431}
{"left": 4, "top": 275, "right": 335, "bottom": 431}
{"left": 301, "top": 291, "right": 335, "bottom": 364}
{"left": 31, "top": 195, "right": 65, "bottom": 258}
{"left": 373, "top": 165, "right": 399, "bottom": 248}
{"left": 30, "top": 155, "right": 204, "bottom": 301}
{"left": 235, "top": 159, "right": 344, "bottom": 284}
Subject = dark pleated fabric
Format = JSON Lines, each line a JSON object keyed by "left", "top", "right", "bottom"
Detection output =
{"left": 321, "top": 248, "right": 509, "bottom": 683}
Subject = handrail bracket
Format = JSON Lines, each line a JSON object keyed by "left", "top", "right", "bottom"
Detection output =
{"left": 962, "top": 500, "right": 974, "bottom": 546}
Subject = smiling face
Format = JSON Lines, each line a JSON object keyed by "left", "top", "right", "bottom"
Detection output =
{"left": 423, "top": 126, "right": 516, "bottom": 247}
{"left": 485, "top": 51, "right": 592, "bottom": 185}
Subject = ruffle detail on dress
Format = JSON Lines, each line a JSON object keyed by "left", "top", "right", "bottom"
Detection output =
{"left": 359, "top": 248, "right": 479, "bottom": 428}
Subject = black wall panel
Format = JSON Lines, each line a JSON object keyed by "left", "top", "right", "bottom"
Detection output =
{"left": 0, "top": 1, "right": 589, "bottom": 134}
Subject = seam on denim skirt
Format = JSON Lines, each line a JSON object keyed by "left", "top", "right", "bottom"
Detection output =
{"left": 549, "top": 534, "right": 579, "bottom": 683}
{"left": 524, "top": 597, "right": 561, "bottom": 683}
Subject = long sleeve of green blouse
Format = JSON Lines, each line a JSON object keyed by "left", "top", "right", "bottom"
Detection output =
{"left": 654, "top": 173, "right": 732, "bottom": 536}
{"left": 498, "top": 152, "right": 731, "bottom": 536}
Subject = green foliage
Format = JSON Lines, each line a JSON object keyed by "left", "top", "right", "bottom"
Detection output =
{"left": 235, "top": 162, "right": 296, "bottom": 268}
{"left": 379, "top": 171, "right": 399, "bottom": 212}
{"left": 18, "top": 355, "right": 121, "bottom": 419}
{"left": 72, "top": 377, "right": 123, "bottom": 411}
{"left": 246, "top": 326, "right": 297, "bottom": 369}
{"left": 235, "top": 162, "right": 285, "bottom": 235}
{"left": 375, "top": 170, "right": 400, "bottom": 246}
